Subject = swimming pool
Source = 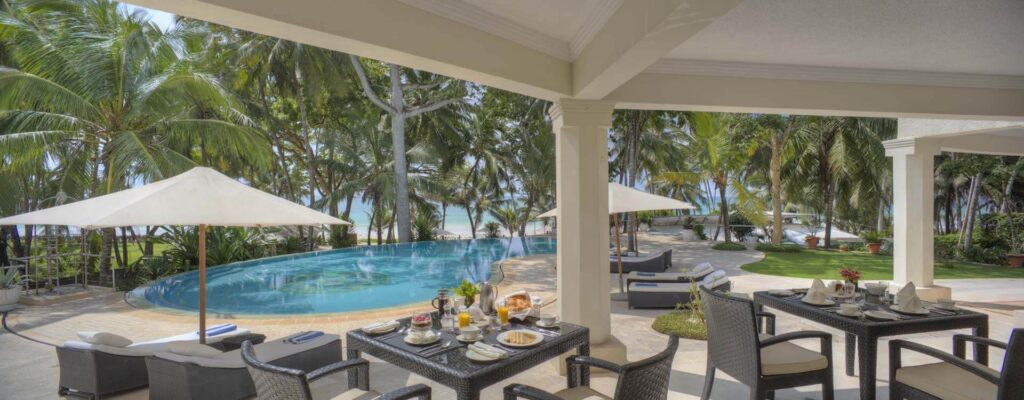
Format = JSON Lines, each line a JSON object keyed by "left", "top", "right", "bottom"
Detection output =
{"left": 128, "top": 237, "right": 556, "bottom": 315}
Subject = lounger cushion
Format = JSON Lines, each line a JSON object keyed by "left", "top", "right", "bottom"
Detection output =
{"left": 167, "top": 342, "right": 223, "bottom": 358}
{"left": 758, "top": 334, "right": 829, "bottom": 375}
{"left": 64, "top": 340, "right": 154, "bottom": 357}
{"left": 553, "top": 386, "right": 612, "bottom": 400}
{"left": 894, "top": 362, "right": 998, "bottom": 400}
{"left": 153, "top": 333, "right": 340, "bottom": 369}
{"left": 309, "top": 373, "right": 381, "bottom": 400}
{"left": 78, "top": 331, "right": 133, "bottom": 347}
{"left": 628, "top": 278, "right": 730, "bottom": 293}
{"left": 693, "top": 262, "right": 714, "bottom": 276}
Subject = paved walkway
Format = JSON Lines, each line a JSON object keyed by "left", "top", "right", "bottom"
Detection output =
{"left": 2, "top": 233, "right": 1022, "bottom": 399}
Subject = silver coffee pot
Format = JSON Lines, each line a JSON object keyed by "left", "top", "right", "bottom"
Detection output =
{"left": 478, "top": 282, "right": 499, "bottom": 314}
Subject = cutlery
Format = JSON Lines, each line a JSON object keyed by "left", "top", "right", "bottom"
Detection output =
{"left": 418, "top": 341, "right": 445, "bottom": 353}
{"left": 533, "top": 329, "right": 559, "bottom": 337}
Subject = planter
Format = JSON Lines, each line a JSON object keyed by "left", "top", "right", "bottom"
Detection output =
{"left": 1009, "top": 254, "right": 1024, "bottom": 268}
{"left": 678, "top": 229, "right": 699, "bottom": 242}
{"left": 0, "top": 287, "right": 21, "bottom": 306}
{"left": 805, "top": 236, "right": 820, "bottom": 250}
{"left": 867, "top": 242, "right": 882, "bottom": 255}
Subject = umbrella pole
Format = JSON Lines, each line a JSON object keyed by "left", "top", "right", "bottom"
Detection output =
{"left": 615, "top": 214, "right": 624, "bottom": 293}
{"left": 198, "top": 224, "right": 207, "bottom": 344}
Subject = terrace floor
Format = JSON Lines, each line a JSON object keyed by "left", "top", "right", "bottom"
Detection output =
{"left": 1, "top": 230, "right": 1021, "bottom": 399}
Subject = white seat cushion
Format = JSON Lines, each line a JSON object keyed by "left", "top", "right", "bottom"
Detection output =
{"left": 758, "top": 334, "right": 829, "bottom": 375}
{"left": 895, "top": 362, "right": 998, "bottom": 400}
{"left": 553, "top": 386, "right": 612, "bottom": 400}
{"left": 308, "top": 372, "right": 380, "bottom": 400}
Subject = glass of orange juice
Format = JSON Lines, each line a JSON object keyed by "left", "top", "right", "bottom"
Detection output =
{"left": 458, "top": 311, "right": 471, "bottom": 328}
{"left": 497, "top": 306, "right": 509, "bottom": 325}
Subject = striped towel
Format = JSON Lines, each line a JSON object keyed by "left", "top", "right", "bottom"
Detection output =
{"left": 284, "top": 331, "right": 324, "bottom": 344}
{"left": 636, "top": 272, "right": 657, "bottom": 277}
{"left": 634, "top": 282, "right": 658, "bottom": 287}
{"left": 200, "top": 324, "right": 237, "bottom": 337}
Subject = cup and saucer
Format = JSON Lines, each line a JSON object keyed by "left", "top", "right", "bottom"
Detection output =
{"left": 933, "top": 298, "right": 957, "bottom": 311}
{"left": 836, "top": 303, "right": 862, "bottom": 318}
{"left": 456, "top": 326, "right": 483, "bottom": 343}
{"left": 535, "top": 313, "right": 560, "bottom": 329}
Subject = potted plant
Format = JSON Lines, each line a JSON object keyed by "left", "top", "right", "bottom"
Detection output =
{"left": 1008, "top": 220, "right": 1024, "bottom": 268}
{"left": 0, "top": 267, "right": 23, "bottom": 306}
{"left": 839, "top": 266, "right": 861, "bottom": 288}
{"left": 801, "top": 213, "right": 822, "bottom": 250}
{"left": 452, "top": 279, "right": 480, "bottom": 307}
{"left": 861, "top": 231, "right": 885, "bottom": 255}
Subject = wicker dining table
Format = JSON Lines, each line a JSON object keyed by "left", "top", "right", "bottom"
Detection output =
{"left": 346, "top": 314, "right": 590, "bottom": 400}
{"left": 753, "top": 290, "right": 989, "bottom": 400}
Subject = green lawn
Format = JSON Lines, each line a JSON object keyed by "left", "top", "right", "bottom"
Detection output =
{"left": 125, "top": 242, "right": 171, "bottom": 265}
{"left": 742, "top": 249, "right": 1024, "bottom": 280}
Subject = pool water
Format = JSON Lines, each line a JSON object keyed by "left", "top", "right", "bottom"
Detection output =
{"left": 128, "top": 237, "right": 556, "bottom": 315}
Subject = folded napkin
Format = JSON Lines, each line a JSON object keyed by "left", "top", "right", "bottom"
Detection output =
{"left": 284, "top": 331, "right": 324, "bottom": 344}
{"left": 901, "top": 295, "right": 923, "bottom": 312}
{"left": 468, "top": 342, "right": 508, "bottom": 359}
{"left": 362, "top": 320, "right": 399, "bottom": 334}
{"left": 896, "top": 282, "right": 917, "bottom": 305}
{"left": 803, "top": 279, "right": 828, "bottom": 303}
{"left": 467, "top": 304, "right": 487, "bottom": 322}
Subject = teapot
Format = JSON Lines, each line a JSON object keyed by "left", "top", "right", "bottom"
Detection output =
{"left": 478, "top": 282, "right": 499, "bottom": 314}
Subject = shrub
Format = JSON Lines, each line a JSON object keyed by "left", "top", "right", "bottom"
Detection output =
{"left": 860, "top": 231, "right": 884, "bottom": 244}
{"left": 934, "top": 234, "right": 960, "bottom": 260}
{"left": 755, "top": 243, "right": 802, "bottom": 253}
{"left": 729, "top": 213, "right": 754, "bottom": 240}
{"left": 483, "top": 222, "right": 501, "bottom": 238}
{"left": 413, "top": 213, "right": 438, "bottom": 242}
{"left": 330, "top": 223, "right": 358, "bottom": 248}
{"left": 712, "top": 242, "right": 746, "bottom": 251}
{"left": 693, "top": 222, "right": 707, "bottom": 240}
{"left": 637, "top": 211, "right": 655, "bottom": 226}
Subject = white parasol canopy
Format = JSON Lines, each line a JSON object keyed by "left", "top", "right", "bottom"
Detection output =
{"left": 534, "top": 183, "right": 695, "bottom": 293}
{"left": 0, "top": 167, "right": 348, "bottom": 342}
{"left": 535, "top": 182, "right": 695, "bottom": 218}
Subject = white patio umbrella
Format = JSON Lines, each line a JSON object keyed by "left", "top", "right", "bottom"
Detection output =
{"left": 535, "top": 183, "right": 695, "bottom": 292}
{"left": 0, "top": 167, "right": 348, "bottom": 342}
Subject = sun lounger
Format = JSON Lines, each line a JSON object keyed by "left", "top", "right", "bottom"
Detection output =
{"left": 625, "top": 262, "right": 716, "bottom": 286}
{"left": 145, "top": 332, "right": 342, "bottom": 400}
{"left": 627, "top": 270, "right": 732, "bottom": 309}
{"left": 609, "top": 248, "right": 672, "bottom": 273}
{"left": 57, "top": 324, "right": 249, "bottom": 399}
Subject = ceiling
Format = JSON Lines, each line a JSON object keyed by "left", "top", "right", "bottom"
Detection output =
{"left": 667, "top": 0, "right": 1024, "bottom": 76}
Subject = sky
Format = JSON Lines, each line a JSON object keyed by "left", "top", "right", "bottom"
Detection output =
{"left": 121, "top": 4, "right": 175, "bottom": 31}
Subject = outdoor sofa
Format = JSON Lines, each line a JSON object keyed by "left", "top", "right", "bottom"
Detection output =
{"left": 625, "top": 262, "right": 716, "bottom": 287}
{"left": 627, "top": 270, "right": 731, "bottom": 309}
{"left": 146, "top": 331, "right": 342, "bottom": 400}
{"left": 57, "top": 323, "right": 249, "bottom": 399}
{"left": 608, "top": 248, "right": 672, "bottom": 274}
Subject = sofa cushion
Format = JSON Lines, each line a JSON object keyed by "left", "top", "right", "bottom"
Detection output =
{"left": 310, "top": 372, "right": 380, "bottom": 400}
{"left": 758, "top": 334, "right": 829, "bottom": 375}
{"left": 895, "top": 362, "right": 998, "bottom": 400}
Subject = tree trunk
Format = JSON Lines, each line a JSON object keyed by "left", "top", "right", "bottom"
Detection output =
{"left": 1001, "top": 168, "right": 1017, "bottom": 213}
{"left": 961, "top": 173, "right": 983, "bottom": 250}
{"left": 387, "top": 64, "right": 414, "bottom": 243}
{"left": 294, "top": 61, "right": 318, "bottom": 252}
{"left": 718, "top": 178, "right": 732, "bottom": 242}
{"left": 823, "top": 194, "right": 835, "bottom": 248}
{"left": 877, "top": 198, "right": 886, "bottom": 232}
{"left": 0, "top": 227, "right": 9, "bottom": 266}
{"left": 467, "top": 206, "right": 478, "bottom": 239}
{"left": 7, "top": 226, "right": 24, "bottom": 258}
{"left": 769, "top": 133, "right": 784, "bottom": 245}
{"left": 99, "top": 227, "right": 113, "bottom": 276}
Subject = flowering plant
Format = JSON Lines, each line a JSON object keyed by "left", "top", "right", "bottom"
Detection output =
{"left": 839, "top": 267, "right": 861, "bottom": 285}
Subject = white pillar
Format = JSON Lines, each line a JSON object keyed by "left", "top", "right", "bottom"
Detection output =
{"left": 887, "top": 139, "right": 949, "bottom": 300}
{"left": 551, "top": 99, "right": 614, "bottom": 344}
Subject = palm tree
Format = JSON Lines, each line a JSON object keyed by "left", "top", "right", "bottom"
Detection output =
{"left": 0, "top": 0, "right": 267, "bottom": 272}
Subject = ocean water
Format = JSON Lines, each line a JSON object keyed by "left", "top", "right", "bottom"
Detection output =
{"left": 344, "top": 200, "right": 549, "bottom": 238}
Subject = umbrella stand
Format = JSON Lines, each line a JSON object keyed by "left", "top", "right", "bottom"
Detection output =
{"left": 614, "top": 214, "right": 625, "bottom": 293}
{"left": 198, "top": 224, "right": 207, "bottom": 344}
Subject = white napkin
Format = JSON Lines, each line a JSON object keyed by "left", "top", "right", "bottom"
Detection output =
{"left": 361, "top": 320, "right": 399, "bottom": 334}
{"left": 803, "top": 279, "right": 828, "bottom": 303}
{"left": 896, "top": 282, "right": 917, "bottom": 305}
{"left": 902, "top": 295, "right": 923, "bottom": 312}
{"left": 468, "top": 342, "right": 508, "bottom": 359}
{"left": 467, "top": 304, "right": 487, "bottom": 322}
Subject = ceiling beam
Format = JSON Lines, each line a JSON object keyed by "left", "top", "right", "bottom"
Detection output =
{"left": 126, "top": 0, "right": 572, "bottom": 100}
{"left": 571, "top": 0, "right": 742, "bottom": 100}
{"left": 606, "top": 72, "right": 1024, "bottom": 121}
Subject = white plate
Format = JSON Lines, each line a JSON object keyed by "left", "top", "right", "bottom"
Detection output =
{"left": 829, "top": 292, "right": 857, "bottom": 299}
{"left": 801, "top": 298, "right": 835, "bottom": 306}
{"left": 890, "top": 305, "right": 930, "bottom": 316}
{"left": 864, "top": 310, "right": 899, "bottom": 321}
{"left": 361, "top": 323, "right": 398, "bottom": 335}
{"left": 404, "top": 333, "right": 440, "bottom": 346}
{"left": 535, "top": 320, "right": 560, "bottom": 328}
{"left": 456, "top": 334, "right": 481, "bottom": 343}
{"left": 496, "top": 330, "right": 544, "bottom": 348}
{"left": 466, "top": 349, "right": 501, "bottom": 363}
{"left": 836, "top": 310, "right": 862, "bottom": 318}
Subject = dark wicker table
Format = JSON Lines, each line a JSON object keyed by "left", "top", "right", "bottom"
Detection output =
{"left": 346, "top": 316, "right": 590, "bottom": 400}
{"left": 753, "top": 291, "right": 989, "bottom": 400}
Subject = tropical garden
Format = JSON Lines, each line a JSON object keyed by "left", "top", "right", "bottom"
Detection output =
{"left": 0, "top": 1, "right": 1021, "bottom": 292}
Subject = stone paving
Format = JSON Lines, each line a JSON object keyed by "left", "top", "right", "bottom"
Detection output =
{"left": 1, "top": 232, "right": 1021, "bottom": 399}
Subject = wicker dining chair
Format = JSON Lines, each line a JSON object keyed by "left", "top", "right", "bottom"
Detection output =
{"left": 889, "top": 328, "right": 1022, "bottom": 400}
{"left": 241, "top": 341, "right": 431, "bottom": 400}
{"left": 699, "top": 287, "right": 834, "bottom": 400}
{"left": 503, "top": 334, "right": 680, "bottom": 400}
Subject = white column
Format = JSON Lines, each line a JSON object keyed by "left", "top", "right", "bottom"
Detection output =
{"left": 887, "top": 140, "right": 938, "bottom": 287}
{"left": 551, "top": 99, "right": 614, "bottom": 344}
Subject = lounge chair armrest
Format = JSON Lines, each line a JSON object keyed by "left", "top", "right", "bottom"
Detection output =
{"left": 760, "top": 331, "right": 831, "bottom": 357}
{"left": 306, "top": 358, "right": 369, "bottom": 382}
{"left": 566, "top": 355, "right": 624, "bottom": 374}
{"left": 889, "top": 340, "right": 1000, "bottom": 384}
{"left": 503, "top": 384, "right": 562, "bottom": 400}
{"left": 379, "top": 384, "right": 431, "bottom": 400}
{"left": 953, "top": 334, "right": 1007, "bottom": 361}
{"left": 755, "top": 311, "right": 776, "bottom": 335}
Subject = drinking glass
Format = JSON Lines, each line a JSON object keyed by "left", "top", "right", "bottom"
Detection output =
{"left": 458, "top": 311, "right": 471, "bottom": 328}
{"left": 497, "top": 306, "right": 510, "bottom": 325}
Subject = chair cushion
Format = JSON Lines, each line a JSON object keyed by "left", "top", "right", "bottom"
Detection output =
{"left": 759, "top": 334, "right": 829, "bottom": 375}
{"left": 77, "top": 331, "right": 133, "bottom": 347}
{"left": 553, "top": 386, "right": 612, "bottom": 400}
{"left": 895, "top": 362, "right": 998, "bottom": 400}
{"left": 309, "top": 372, "right": 380, "bottom": 400}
